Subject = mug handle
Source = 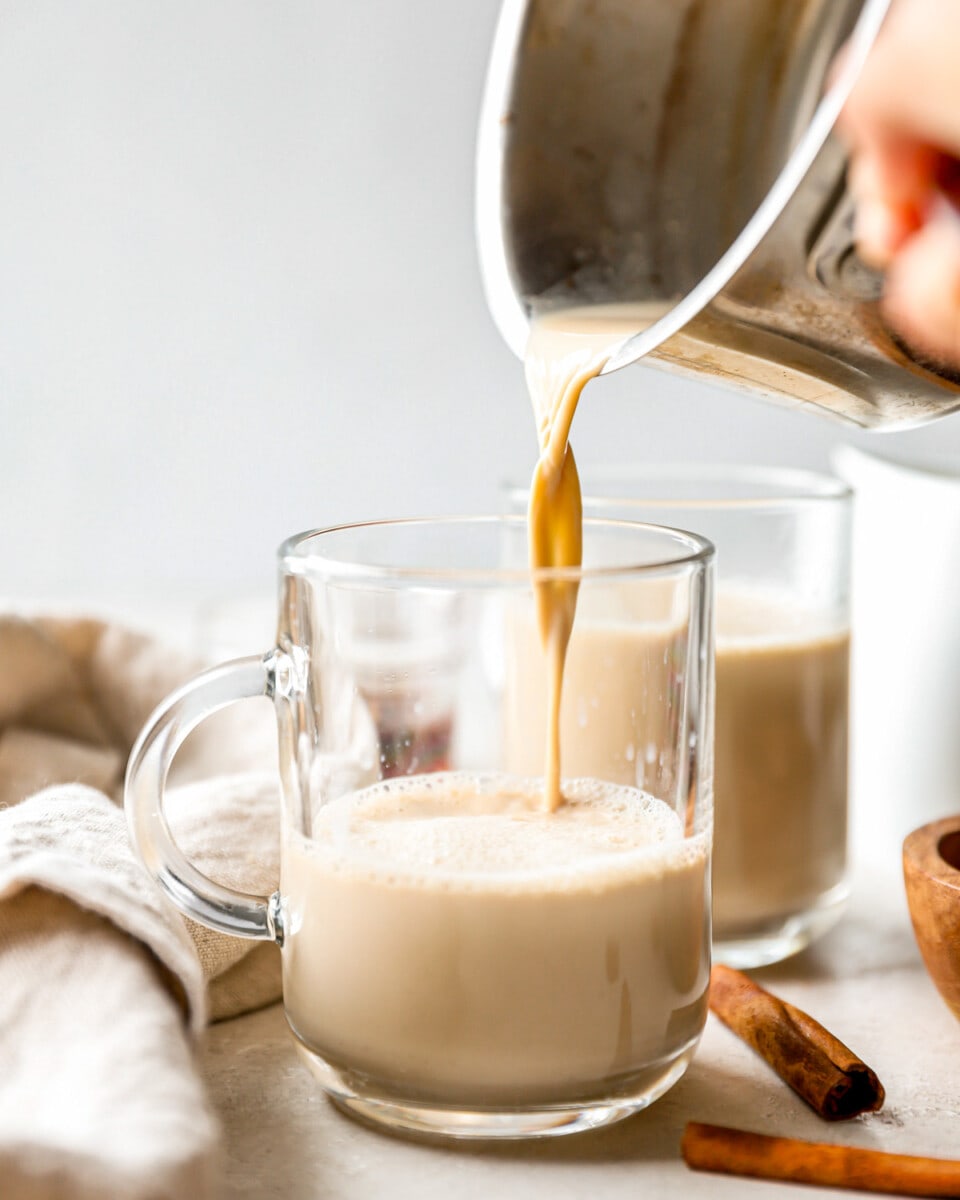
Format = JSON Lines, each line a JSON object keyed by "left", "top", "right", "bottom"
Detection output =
{"left": 125, "top": 652, "right": 285, "bottom": 944}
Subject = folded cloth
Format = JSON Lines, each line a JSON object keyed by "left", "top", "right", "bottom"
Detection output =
{"left": 0, "top": 613, "right": 286, "bottom": 1199}
{"left": 0, "top": 728, "right": 122, "bottom": 808}
{"left": 166, "top": 773, "right": 283, "bottom": 1020}
{"left": 0, "top": 614, "right": 282, "bottom": 1020}
{"left": 0, "top": 788, "right": 217, "bottom": 1199}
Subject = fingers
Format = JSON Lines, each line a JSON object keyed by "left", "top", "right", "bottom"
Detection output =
{"left": 881, "top": 202, "right": 960, "bottom": 369}
{"left": 848, "top": 143, "right": 934, "bottom": 267}
{"left": 838, "top": 0, "right": 956, "bottom": 267}
{"left": 839, "top": 0, "right": 960, "bottom": 161}
{"left": 836, "top": 0, "right": 960, "bottom": 368}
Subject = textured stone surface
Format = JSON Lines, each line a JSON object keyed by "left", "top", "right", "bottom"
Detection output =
{"left": 201, "top": 858, "right": 960, "bottom": 1199}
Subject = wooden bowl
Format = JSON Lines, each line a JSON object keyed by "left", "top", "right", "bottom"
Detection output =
{"left": 903, "top": 816, "right": 960, "bottom": 1020}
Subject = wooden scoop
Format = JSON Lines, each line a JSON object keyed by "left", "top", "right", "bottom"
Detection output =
{"left": 903, "top": 815, "right": 960, "bottom": 1020}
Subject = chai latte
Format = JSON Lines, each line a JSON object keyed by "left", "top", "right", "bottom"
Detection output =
{"left": 523, "top": 309, "right": 848, "bottom": 950}
{"left": 524, "top": 305, "right": 661, "bottom": 810}
{"left": 284, "top": 303, "right": 710, "bottom": 1112}
{"left": 282, "top": 773, "right": 709, "bottom": 1104}
{"left": 504, "top": 588, "right": 848, "bottom": 938}
{"left": 713, "top": 593, "right": 848, "bottom": 934}
{"left": 503, "top": 611, "right": 690, "bottom": 794}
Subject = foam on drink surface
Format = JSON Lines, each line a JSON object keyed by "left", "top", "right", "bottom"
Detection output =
{"left": 717, "top": 586, "right": 848, "bottom": 649}
{"left": 295, "top": 772, "right": 699, "bottom": 890}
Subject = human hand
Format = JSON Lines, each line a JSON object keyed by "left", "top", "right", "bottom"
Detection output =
{"left": 839, "top": 0, "right": 960, "bottom": 369}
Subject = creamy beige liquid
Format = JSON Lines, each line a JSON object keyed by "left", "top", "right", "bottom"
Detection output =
{"left": 525, "top": 305, "right": 660, "bottom": 811}
{"left": 713, "top": 595, "right": 849, "bottom": 933}
{"left": 504, "top": 588, "right": 848, "bottom": 934}
{"left": 282, "top": 772, "right": 709, "bottom": 1105}
{"left": 504, "top": 611, "right": 689, "bottom": 795}
{"left": 524, "top": 308, "right": 847, "bottom": 942}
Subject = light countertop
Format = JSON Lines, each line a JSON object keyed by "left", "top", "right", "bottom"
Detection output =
{"left": 202, "top": 855, "right": 960, "bottom": 1200}
{"left": 58, "top": 597, "right": 956, "bottom": 1198}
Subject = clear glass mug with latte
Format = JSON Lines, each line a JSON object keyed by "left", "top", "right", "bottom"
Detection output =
{"left": 125, "top": 515, "right": 714, "bottom": 1139}
{"left": 510, "top": 467, "right": 851, "bottom": 968}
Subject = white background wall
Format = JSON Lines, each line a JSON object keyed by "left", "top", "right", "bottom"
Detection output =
{"left": 2, "top": 0, "right": 960, "bottom": 609}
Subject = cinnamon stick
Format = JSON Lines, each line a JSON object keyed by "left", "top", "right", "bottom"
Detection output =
{"left": 709, "top": 964, "right": 884, "bottom": 1120}
{"left": 682, "top": 1123, "right": 960, "bottom": 1198}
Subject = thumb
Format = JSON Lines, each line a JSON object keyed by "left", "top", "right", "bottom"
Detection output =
{"left": 882, "top": 200, "right": 960, "bottom": 372}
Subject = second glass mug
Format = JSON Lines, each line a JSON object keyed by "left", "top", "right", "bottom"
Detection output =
{"left": 506, "top": 467, "right": 852, "bottom": 968}
{"left": 125, "top": 516, "right": 714, "bottom": 1139}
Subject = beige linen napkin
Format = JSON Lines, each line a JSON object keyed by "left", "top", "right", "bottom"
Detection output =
{"left": 0, "top": 614, "right": 283, "bottom": 1020}
{"left": 0, "top": 787, "right": 216, "bottom": 1199}
{"left": 0, "top": 614, "right": 284, "bottom": 1196}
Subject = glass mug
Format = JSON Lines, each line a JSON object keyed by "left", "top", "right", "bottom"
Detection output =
{"left": 125, "top": 516, "right": 715, "bottom": 1139}
{"left": 509, "top": 467, "right": 850, "bottom": 969}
